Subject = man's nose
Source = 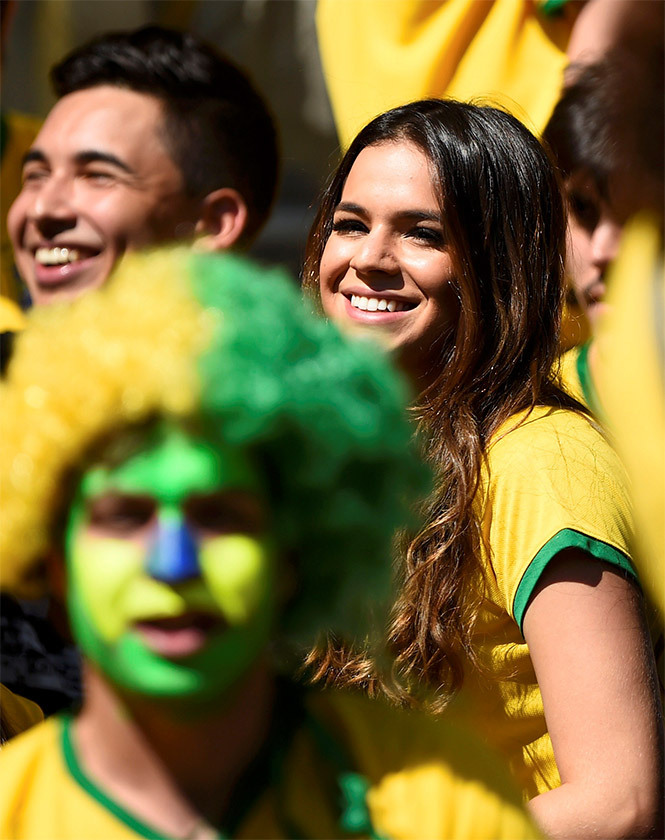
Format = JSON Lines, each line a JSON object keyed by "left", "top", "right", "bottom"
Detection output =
{"left": 29, "top": 175, "right": 77, "bottom": 236}
{"left": 146, "top": 520, "right": 200, "bottom": 584}
{"left": 591, "top": 216, "right": 623, "bottom": 268}
{"left": 349, "top": 230, "right": 399, "bottom": 275}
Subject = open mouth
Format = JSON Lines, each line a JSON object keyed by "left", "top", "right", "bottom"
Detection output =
{"left": 133, "top": 613, "right": 224, "bottom": 658}
{"left": 34, "top": 245, "right": 100, "bottom": 267}
{"left": 348, "top": 294, "right": 415, "bottom": 313}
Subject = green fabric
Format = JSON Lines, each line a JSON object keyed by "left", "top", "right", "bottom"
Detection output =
{"left": 538, "top": 0, "right": 569, "bottom": 16}
{"left": 513, "top": 528, "right": 637, "bottom": 631}
{"left": 576, "top": 341, "right": 604, "bottom": 419}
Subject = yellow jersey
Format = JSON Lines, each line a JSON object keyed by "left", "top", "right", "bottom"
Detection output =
{"left": 0, "top": 689, "right": 542, "bottom": 839}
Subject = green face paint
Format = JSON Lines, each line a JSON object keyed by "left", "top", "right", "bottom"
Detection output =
{"left": 65, "top": 425, "right": 275, "bottom": 706}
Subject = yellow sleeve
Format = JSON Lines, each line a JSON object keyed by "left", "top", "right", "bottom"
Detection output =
{"left": 316, "top": 0, "right": 576, "bottom": 149}
{"left": 0, "top": 684, "right": 43, "bottom": 741}
{"left": 484, "top": 409, "right": 635, "bottom": 629}
{"left": 312, "top": 691, "right": 543, "bottom": 840}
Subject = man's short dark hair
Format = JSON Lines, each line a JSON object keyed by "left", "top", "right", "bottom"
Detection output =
{"left": 543, "top": 47, "right": 664, "bottom": 216}
{"left": 51, "top": 26, "right": 279, "bottom": 244}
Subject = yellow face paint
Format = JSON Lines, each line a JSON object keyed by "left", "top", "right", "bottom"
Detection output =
{"left": 65, "top": 424, "right": 275, "bottom": 704}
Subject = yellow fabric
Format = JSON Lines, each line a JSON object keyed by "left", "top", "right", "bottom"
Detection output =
{"left": 0, "top": 694, "right": 542, "bottom": 839}
{"left": 464, "top": 406, "right": 633, "bottom": 798}
{"left": 0, "top": 685, "right": 43, "bottom": 742}
{"left": 1, "top": 112, "right": 41, "bottom": 305}
{"left": 316, "top": 0, "right": 577, "bottom": 149}
{"left": 595, "top": 216, "right": 665, "bottom": 618}
{"left": 558, "top": 344, "right": 585, "bottom": 405}
{"left": 0, "top": 296, "right": 27, "bottom": 333}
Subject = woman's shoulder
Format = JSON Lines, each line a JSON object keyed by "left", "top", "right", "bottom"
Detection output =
{"left": 489, "top": 406, "right": 616, "bottom": 465}
{"left": 485, "top": 406, "right": 630, "bottom": 512}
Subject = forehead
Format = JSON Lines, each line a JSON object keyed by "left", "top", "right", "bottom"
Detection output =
{"left": 79, "top": 426, "right": 261, "bottom": 505}
{"left": 33, "top": 85, "right": 175, "bottom": 167}
{"left": 342, "top": 141, "right": 438, "bottom": 206}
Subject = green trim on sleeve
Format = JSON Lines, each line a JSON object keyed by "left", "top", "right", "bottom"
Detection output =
{"left": 513, "top": 528, "right": 636, "bottom": 631}
{"left": 60, "top": 715, "right": 177, "bottom": 840}
{"left": 576, "top": 341, "right": 604, "bottom": 419}
{"left": 538, "top": 0, "right": 569, "bottom": 15}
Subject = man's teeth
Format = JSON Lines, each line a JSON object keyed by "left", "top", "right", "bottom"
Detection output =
{"left": 350, "top": 294, "right": 406, "bottom": 313}
{"left": 35, "top": 247, "right": 81, "bottom": 266}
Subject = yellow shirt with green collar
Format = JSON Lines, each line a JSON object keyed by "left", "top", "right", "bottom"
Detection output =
{"left": 464, "top": 406, "right": 635, "bottom": 798}
{"left": 0, "top": 689, "right": 542, "bottom": 840}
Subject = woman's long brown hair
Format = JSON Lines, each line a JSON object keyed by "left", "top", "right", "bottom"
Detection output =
{"left": 303, "top": 100, "right": 586, "bottom": 708}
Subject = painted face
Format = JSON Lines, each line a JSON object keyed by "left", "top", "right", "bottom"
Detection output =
{"left": 65, "top": 425, "right": 274, "bottom": 705}
{"left": 319, "top": 141, "right": 458, "bottom": 377}
{"left": 8, "top": 86, "right": 200, "bottom": 305}
{"left": 565, "top": 170, "right": 623, "bottom": 331}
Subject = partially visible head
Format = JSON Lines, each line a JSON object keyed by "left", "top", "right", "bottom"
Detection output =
{"left": 305, "top": 99, "right": 566, "bottom": 407}
{"left": 544, "top": 48, "right": 664, "bottom": 330}
{"left": 1, "top": 249, "right": 422, "bottom": 705}
{"left": 8, "top": 26, "right": 278, "bottom": 305}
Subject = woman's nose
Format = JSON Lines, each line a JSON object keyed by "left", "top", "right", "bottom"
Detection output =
{"left": 349, "top": 230, "right": 399, "bottom": 275}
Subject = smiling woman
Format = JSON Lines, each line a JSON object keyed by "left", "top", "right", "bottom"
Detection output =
{"left": 304, "top": 99, "right": 664, "bottom": 839}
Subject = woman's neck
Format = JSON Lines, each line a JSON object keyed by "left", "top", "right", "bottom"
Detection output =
{"left": 74, "top": 660, "right": 275, "bottom": 838}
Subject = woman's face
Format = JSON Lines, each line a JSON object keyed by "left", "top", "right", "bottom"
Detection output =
{"left": 319, "top": 141, "right": 458, "bottom": 376}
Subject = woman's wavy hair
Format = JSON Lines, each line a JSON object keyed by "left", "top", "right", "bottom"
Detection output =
{"left": 304, "top": 99, "right": 584, "bottom": 707}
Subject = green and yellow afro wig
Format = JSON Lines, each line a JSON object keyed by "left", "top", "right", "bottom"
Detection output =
{"left": 1, "top": 248, "right": 426, "bottom": 645}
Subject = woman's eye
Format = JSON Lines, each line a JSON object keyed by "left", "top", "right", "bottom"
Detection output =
{"left": 409, "top": 226, "right": 444, "bottom": 246}
{"left": 331, "top": 217, "right": 367, "bottom": 235}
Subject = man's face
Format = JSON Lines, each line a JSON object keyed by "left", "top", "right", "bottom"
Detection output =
{"left": 8, "top": 86, "right": 201, "bottom": 305}
{"left": 65, "top": 425, "right": 275, "bottom": 705}
{"left": 564, "top": 170, "right": 624, "bottom": 332}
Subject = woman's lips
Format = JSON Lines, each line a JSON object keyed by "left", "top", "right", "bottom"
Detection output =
{"left": 343, "top": 293, "right": 416, "bottom": 322}
{"left": 133, "top": 613, "right": 223, "bottom": 658}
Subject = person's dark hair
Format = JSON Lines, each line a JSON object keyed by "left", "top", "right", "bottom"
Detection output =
{"left": 304, "top": 99, "right": 585, "bottom": 706}
{"left": 543, "top": 48, "right": 664, "bottom": 218}
{"left": 51, "top": 26, "right": 279, "bottom": 244}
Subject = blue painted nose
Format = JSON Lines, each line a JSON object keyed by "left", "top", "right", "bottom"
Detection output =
{"left": 146, "top": 520, "right": 200, "bottom": 583}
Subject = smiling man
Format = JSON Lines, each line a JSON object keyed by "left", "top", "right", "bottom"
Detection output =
{"left": 7, "top": 26, "right": 278, "bottom": 306}
{"left": 0, "top": 248, "right": 543, "bottom": 840}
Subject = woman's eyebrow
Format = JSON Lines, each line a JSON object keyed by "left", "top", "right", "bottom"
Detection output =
{"left": 334, "top": 201, "right": 442, "bottom": 224}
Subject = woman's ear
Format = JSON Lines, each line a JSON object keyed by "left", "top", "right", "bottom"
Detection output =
{"left": 193, "top": 188, "right": 249, "bottom": 252}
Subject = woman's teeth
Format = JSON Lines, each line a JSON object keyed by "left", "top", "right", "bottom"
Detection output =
{"left": 350, "top": 294, "right": 407, "bottom": 312}
{"left": 35, "top": 247, "right": 81, "bottom": 266}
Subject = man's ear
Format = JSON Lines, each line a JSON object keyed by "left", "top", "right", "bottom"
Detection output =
{"left": 194, "top": 188, "right": 249, "bottom": 252}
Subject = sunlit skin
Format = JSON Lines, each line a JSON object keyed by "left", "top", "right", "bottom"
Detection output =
{"left": 564, "top": 170, "right": 623, "bottom": 331}
{"left": 65, "top": 425, "right": 275, "bottom": 704}
{"left": 319, "top": 141, "right": 459, "bottom": 379}
{"left": 8, "top": 86, "right": 201, "bottom": 305}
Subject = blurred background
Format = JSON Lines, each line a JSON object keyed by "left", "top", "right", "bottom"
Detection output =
{"left": 1, "top": 0, "right": 340, "bottom": 278}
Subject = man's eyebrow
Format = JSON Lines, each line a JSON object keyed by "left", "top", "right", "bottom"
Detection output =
{"left": 334, "top": 201, "right": 442, "bottom": 223}
{"left": 20, "top": 148, "right": 135, "bottom": 174}
{"left": 74, "top": 151, "right": 134, "bottom": 173}
{"left": 21, "top": 149, "right": 47, "bottom": 167}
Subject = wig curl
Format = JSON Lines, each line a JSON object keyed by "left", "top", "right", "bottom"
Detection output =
{"left": 1, "top": 248, "right": 425, "bottom": 646}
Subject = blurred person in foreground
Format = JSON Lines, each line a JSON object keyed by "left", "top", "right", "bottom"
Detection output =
{"left": 0, "top": 248, "right": 541, "bottom": 839}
